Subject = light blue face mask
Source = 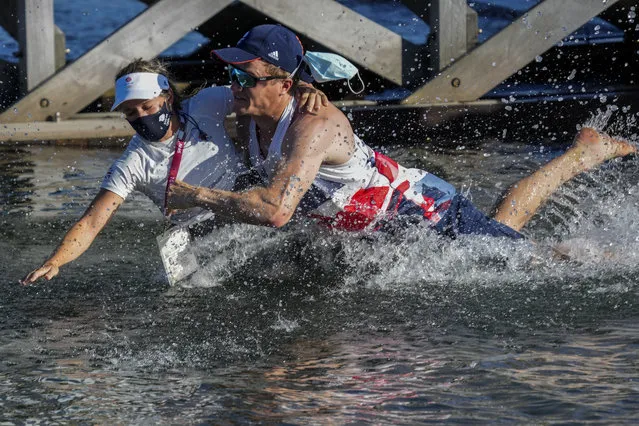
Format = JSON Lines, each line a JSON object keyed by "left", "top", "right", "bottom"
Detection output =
{"left": 304, "top": 51, "right": 365, "bottom": 94}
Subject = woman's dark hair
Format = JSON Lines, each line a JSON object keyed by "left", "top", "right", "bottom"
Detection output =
{"left": 115, "top": 58, "right": 182, "bottom": 112}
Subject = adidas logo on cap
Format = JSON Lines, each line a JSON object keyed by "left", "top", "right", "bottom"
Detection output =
{"left": 267, "top": 50, "right": 279, "bottom": 61}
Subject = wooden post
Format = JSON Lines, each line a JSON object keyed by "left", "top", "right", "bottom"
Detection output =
{"left": 428, "top": 0, "right": 470, "bottom": 73}
{"left": 400, "top": 0, "right": 477, "bottom": 86}
{"left": 17, "top": 0, "right": 56, "bottom": 93}
{"left": 54, "top": 26, "right": 66, "bottom": 71}
{"left": 465, "top": 5, "right": 478, "bottom": 52}
{"left": 403, "top": 0, "right": 621, "bottom": 105}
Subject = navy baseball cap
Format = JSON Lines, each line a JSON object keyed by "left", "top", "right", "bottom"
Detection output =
{"left": 212, "top": 24, "right": 311, "bottom": 81}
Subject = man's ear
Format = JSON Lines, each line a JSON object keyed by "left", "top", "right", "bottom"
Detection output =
{"left": 281, "top": 79, "right": 294, "bottom": 95}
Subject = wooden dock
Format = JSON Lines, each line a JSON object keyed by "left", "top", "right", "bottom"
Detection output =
{"left": 0, "top": 0, "right": 635, "bottom": 144}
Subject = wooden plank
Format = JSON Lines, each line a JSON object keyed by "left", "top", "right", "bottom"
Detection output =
{"left": 239, "top": 0, "right": 404, "bottom": 85}
{"left": 0, "top": 117, "right": 134, "bottom": 141}
{"left": 0, "top": 99, "right": 498, "bottom": 143}
{"left": 0, "top": 0, "right": 234, "bottom": 123}
{"left": 18, "top": 0, "right": 56, "bottom": 92}
{"left": 429, "top": 0, "right": 469, "bottom": 72}
{"left": 403, "top": 0, "right": 621, "bottom": 104}
{"left": 0, "top": 115, "right": 245, "bottom": 143}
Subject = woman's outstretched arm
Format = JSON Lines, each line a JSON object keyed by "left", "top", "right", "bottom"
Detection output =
{"left": 21, "top": 189, "right": 124, "bottom": 285}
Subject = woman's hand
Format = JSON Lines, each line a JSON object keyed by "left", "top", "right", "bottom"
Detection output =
{"left": 294, "top": 84, "right": 329, "bottom": 113}
{"left": 20, "top": 262, "right": 60, "bottom": 285}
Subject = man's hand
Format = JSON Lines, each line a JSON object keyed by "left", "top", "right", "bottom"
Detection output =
{"left": 21, "top": 262, "right": 60, "bottom": 285}
{"left": 167, "top": 180, "right": 199, "bottom": 210}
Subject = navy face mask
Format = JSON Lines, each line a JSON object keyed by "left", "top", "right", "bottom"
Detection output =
{"left": 128, "top": 100, "right": 172, "bottom": 141}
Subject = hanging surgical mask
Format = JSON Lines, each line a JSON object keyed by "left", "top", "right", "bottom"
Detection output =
{"left": 304, "top": 51, "right": 365, "bottom": 94}
{"left": 128, "top": 100, "right": 172, "bottom": 141}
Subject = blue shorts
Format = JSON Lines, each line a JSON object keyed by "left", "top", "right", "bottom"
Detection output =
{"left": 395, "top": 194, "right": 524, "bottom": 240}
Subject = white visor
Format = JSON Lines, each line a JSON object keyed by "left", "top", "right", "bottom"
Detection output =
{"left": 111, "top": 72, "right": 170, "bottom": 111}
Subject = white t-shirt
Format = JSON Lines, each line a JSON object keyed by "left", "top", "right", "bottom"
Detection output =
{"left": 101, "top": 86, "right": 242, "bottom": 224}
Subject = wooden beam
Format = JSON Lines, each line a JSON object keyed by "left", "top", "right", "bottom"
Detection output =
{"left": 0, "top": 117, "right": 134, "bottom": 142}
{"left": 0, "top": 0, "right": 234, "bottom": 123}
{"left": 239, "top": 0, "right": 404, "bottom": 85}
{"left": 403, "top": 0, "right": 621, "bottom": 104}
{"left": 18, "top": 0, "right": 56, "bottom": 92}
{"left": 429, "top": 0, "right": 469, "bottom": 72}
{"left": 0, "top": 100, "right": 499, "bottom": 143}
{"left": 0, "top": 113, "right": 250, "bottom": 143}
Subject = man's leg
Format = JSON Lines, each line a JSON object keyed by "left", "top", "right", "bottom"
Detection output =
{"left": 492, "top": 127, "right": 636, "bottom": 232}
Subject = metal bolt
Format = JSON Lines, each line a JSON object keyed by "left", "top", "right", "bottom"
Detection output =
{"left": 451, "top": 78, "right": 461, "bottom": 88}
{"left": 40, "top": 98, "right": 50, "bottom": 108}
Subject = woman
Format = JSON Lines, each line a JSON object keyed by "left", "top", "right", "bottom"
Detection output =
{"left": 21, "top": 58, "right": 327, "bottom": 285}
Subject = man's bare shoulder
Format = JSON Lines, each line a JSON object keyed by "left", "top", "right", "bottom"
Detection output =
{"left": 286, "top": 102, "right": 355, "bottom": 164}
{"left": 291, "top": 103, "right": 351, "bottom": 135}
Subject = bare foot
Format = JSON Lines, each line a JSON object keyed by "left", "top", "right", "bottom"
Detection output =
{"left": 571, "top": 127, "right": 637, "bottom": 168}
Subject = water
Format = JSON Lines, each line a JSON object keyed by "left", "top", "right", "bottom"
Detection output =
{"left": 3, "top": 116, "right": 639, "bottom": 423}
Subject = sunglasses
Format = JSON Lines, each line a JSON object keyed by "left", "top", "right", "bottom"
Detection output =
{"left": 228, "top": 66, "right": 288, "bottom": 88}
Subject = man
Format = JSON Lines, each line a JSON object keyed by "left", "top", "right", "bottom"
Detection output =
{"left": 168, "top": 24, "right": 635, "bottom": 239}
